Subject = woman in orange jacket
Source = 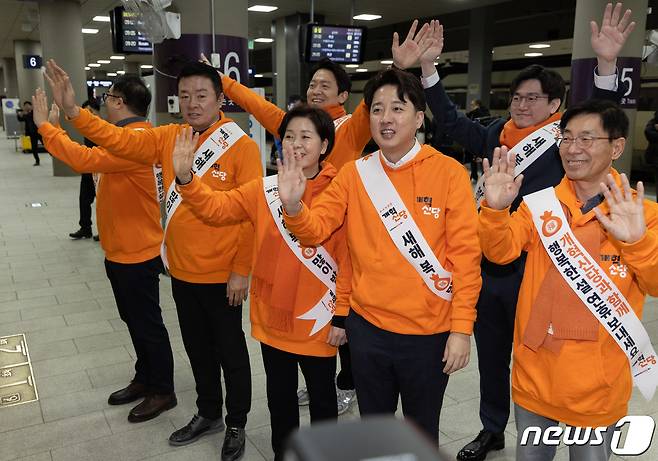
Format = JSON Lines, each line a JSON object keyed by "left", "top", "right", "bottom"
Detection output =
{"left": 173, "top": 105, "right": 351, "bottom": 461}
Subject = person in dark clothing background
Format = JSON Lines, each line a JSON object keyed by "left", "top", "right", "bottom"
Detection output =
{"left": 69, "top": 99, "right": 101, "bottom": 240}
{"left": 644, "top": 110, "right": 658, "bottom": 190}
{"left": 16, "top": 101, "right": 41, "bottom": 166}
{"left": 465, "top": 100, "right": 492, "bottom": 181}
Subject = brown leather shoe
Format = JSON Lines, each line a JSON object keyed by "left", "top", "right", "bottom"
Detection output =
{"left": 108, "top": 382, "right": 147, "bottom": 406}
{"left": 128, "top": 393, "right": 177, "bottom": 423}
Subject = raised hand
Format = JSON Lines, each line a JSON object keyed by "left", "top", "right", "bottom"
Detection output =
{"left": 276, "top": 142, "right": 307, "bottom": 216}
{"left": 31, "top": 88, "right": 49, "bottom": 128}
{"left": 44, "top": 59, "right": 80, "bottom": 118}
{"left": 391, "top": 19, "right": 431, "bottom": 70}
{"left": 172, "top": 126, "right": 199, "bottom": 184}
{"left": 48, "top": 103, "right": 60, "bottom": 127}
{"left": 591, "top": 2, "right": 636, "bottom": 75}
{"left": 594, "top": 173, "right": 646, "bottom": 244}
{"left": 418, "top": 20, "right": 444, "bottom": 64}
{"left": 482, "top": 146, "right": 523, "bottom": 210}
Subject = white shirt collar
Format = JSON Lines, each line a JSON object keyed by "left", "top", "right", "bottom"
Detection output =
{"left": 380, "top": 140, "right": 421, "bottom": 169}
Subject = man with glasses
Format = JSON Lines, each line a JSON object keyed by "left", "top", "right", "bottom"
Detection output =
{"left": 479, "top": 98, "right": 658, "bottom": 460}
{"left": 392, "top": 3, "right": 635, "bottom": 460}
{"left": 30, "top": 77, "right": 177, "bottom": 423}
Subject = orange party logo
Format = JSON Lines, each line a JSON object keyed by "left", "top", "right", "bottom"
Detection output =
{"left": 430, "top": 274, "right": 450, "bottom": 291}
{"left": 301, "top": 247, "right": 317, "bottom": 259}
{"left": 540, "top": 211, "right": 562, "bottom": 237}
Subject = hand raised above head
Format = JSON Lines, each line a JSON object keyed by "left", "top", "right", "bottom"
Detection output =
{"left": 31, "top": 88, "right": 49, "bottom": 128}
{"left": 43, "top": 59, "right": 79, "bottom": 118}
{"left": 391, "top": 19, "right": 431, "bottom": 70}
{"left": 482, "top": 146, "right": 523, "bottom": 210}
{"left": 591, "top": 2, "right": 636, "bottom": 74}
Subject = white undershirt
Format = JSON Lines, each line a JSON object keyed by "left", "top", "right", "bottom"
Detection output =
{"left": 380, "top": 140, "right": 422, "bottom": 169}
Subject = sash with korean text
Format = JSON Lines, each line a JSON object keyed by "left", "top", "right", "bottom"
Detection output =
{"left": 524, "top": 187, "right": 658, "bottom": 400}
{"left": 333, "top": 114, "right": 351, "bottom": 131}
{"left": 263, "top": 175, "right": 338, "bottom": 336}
{"left": 355, "top": 153, "right": 453, "bottom": 301}
{"left": 161, "top": 121, "right": 246, "bottom": 268}
{"left": 474, "top": 121, "right": 561, "bottom": 207}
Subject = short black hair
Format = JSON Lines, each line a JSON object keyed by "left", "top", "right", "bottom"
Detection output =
{"left": 560, "top": 99, "right": 629, "bottom": 139}
{"left": 364, "top": 68, "right": 426, "bottom": 112}
{"left": 310, "top": 58, "right": 351, "bottom": 95}
{"left": 23, "top": 101, "right": 32, "bottom": 106}
{"left": 177, "top": 61, "right": 223, "bottom": 98}
{"left": 510, "top": 64, "right": 565, "bottom": 103}
{"left": 111, "top": 75, "right": 151, "bottom": 117}
{"left": 277, "top": 104, "right": 335, "bottom": 165}
{"left": 82, "top": 99, "right": 100, "bottom": 112}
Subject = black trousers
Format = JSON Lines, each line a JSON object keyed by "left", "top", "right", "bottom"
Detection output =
{"left": 473, "top": 257, "right": 525, "bottom": 434}
{"left": 104, "top": 256, "right": 174, "bottom": 394}
{"left": 346, "top": 311, "right": 450, "bottom": 443}
{"left": 261, "top": 343, "right": 337, "bottom": 460}
{"left": 29, "top": 134, "right": 40, "bottom": 164}
{"left": 171, "top": 277, "right": 251, "bottom": 427}
{"left": 79, "top": 173, "right": 95, "bottom": 230}
{"left": 336, "top": 342, "right": 354, "bottom": 390}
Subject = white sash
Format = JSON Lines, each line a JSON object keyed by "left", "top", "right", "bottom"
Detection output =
{"left": 524, "top": 187, "right": 658, "bottom": 401}
{"left": 161, "top": 121, "right": 246, "bottom": 268}
{"left": 355, "top": 153, "right": 453, "bottom": 301}
{"left": 333, "top": 114, "right": 351, "bottom": 131}
{"left": 474, "top": 121, "right": 561, "bottom": 207}
{"left": 263, "top": 175, "right": 338, "bottom": 336}
{"left": 153, "top": 165, "right": 164, "bottom": 205}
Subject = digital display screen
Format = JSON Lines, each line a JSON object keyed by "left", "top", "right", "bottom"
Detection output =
{"left": 111, "top": 6, "right": 153, "bottom": 55}
{"left": 305, "top": 24, "right": 366, "bottom": 64}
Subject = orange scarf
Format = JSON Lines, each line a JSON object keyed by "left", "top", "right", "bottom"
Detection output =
{"left": 323, "top": 104, "right": 347, "bottom": 121}
{"left": 251, "top": 163, "right": 335, "bottom": 332}
{"left": 523, "top": 207, "right": 603, "bottom": 354}
{"left": 499, "top": 112, "right": 562, "bottom": 149}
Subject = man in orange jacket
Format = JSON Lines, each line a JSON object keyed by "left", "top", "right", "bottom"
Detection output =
{"left": 479, "top": 99, "right": 658, "bottom": 460}
{"left": 32, "top": 78, "right": 176, "bottom": 424}
{"left": 277, "top": 68, "right": 482, "bottom": 443}
{"left": 44, "top": 60, "right": 262, "bottom": 461}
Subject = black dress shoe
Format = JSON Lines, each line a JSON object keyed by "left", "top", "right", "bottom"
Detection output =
{"left": 107, "top": 382, "right": 147, "bottom": 405}
{"left": 127, "top": 393, "right": 177, "bottom": 423}
{"left": 169, "top": 414, "right": 226, "bottom": 446}
{"left": 456, "top": 430, "right": 505, "bottom": 461}
{"left": 69, "top": 228, "right": 92, "bottom": 240}
{"left": 221, "top": 427, "right": 246, "bottom": 461}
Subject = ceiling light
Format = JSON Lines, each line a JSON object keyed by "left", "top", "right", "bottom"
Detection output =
{"left": 81, "top": 28, "right": 99, "bottom": 34}
{"left": 380, "top": 60, "right": 393, "bottom": 65}
{"left": 247, "top": 5, "right": 278, "bottom": 13}
{"left": 524, "top": 52, "right": 543, "bottom": 57}
{"left": 110, "top": 55, "right": 125, "bottom": 60}
{"left": 356, "top": 68, "right": 368, "bottom": 73}
{"left": 353, "top": 14, "right": 382, "bottom": 21}
{"left": 88, "top": 63, "right": 101, "bottom": 67}
{"left": 254, "top": 74, "right": 264, "bottom": 78}
{"left": 254, "top": 38, "right": 274, "bottom": 43}
{"left": 117, "top": 70, "right": 126, "bottom": 75}
{"left": 97, "top": 60, "right": 111, "bottom": 64}
{"left": 346, "top": 64, "right": 359, "bottom": 68}
{"left": 529, "top": 43, "right": 551, "bottom": 49}
{"left": 93, "top": 16, "right": 111, "bottom": 22}
{"left": 107, "top": 72, "right": 117, "bottom": 77}
{"left": 85, "top": 66, "right": 90, "bottom": 70}
{"left": 140, "top": 64, "right": 153, "bottom": 69}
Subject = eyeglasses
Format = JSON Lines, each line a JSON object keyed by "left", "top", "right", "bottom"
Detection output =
{"left": 101, "top": 92, "right": 122, "bottom": 103}
{"left": 509, "top": 94, "right": 549, "bottom": 106}
{"left": 556, "top": 135, "right": 612, "bottom": 149}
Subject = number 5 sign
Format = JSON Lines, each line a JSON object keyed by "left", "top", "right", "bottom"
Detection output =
{"left": 569, "top": 56, "right": 641, "bottom": 109}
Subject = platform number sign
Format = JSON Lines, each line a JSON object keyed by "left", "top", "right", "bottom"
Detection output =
{"left": 22, "top": 55, "right": 42, "bottom": 69}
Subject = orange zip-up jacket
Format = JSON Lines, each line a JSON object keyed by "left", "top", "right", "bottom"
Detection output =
{"left": 222, "top": 74, "right": 371, "bottom": 171}
{"left": 70, "top": 108, "right": 262, "bottom": 283}
{"left": 284, "top": 145, "right": 481, "bottom": 335}
{"left": 38, "top": 119, "right": 161, "bottom": 264}
{"left": 177, "top": 163, "right": 351, "bottom": 357}
{"left": 479, "top": 171, "right": 658, "bottom": 427}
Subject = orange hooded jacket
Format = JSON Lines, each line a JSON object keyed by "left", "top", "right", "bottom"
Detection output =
{"left": 479, "top": 170, "right": 658, "bottom": 427}
{"left": 176, "top": 163, "right": 350, "bottom": 357}
{"left": 284, "top": 144, "right": 482, "bottom": 336}
{"left": 70, "top": 108, "right": 262, "bottom": 283}
{"left": 38, "top": 119, "right": 162, "bottom": 264}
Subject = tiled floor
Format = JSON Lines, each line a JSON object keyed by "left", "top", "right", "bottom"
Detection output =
{"left": 1, "top": 134, "right": 657, "bottom": 460}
